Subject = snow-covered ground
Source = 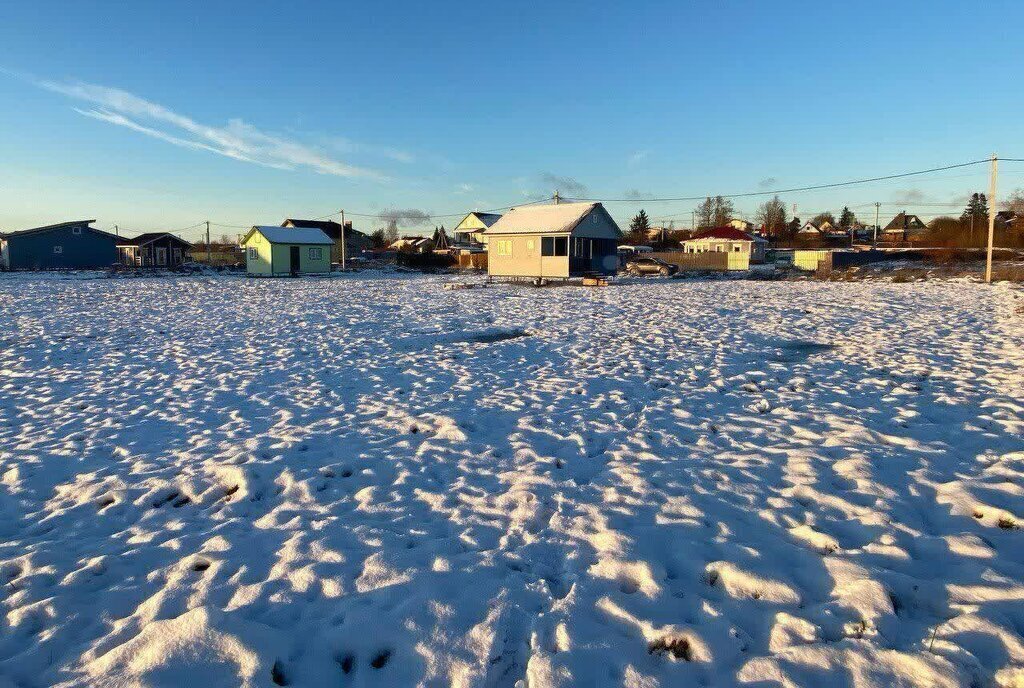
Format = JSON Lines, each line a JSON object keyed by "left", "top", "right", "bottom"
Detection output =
{"left": 1, "top": 273, "right": 1022, "bottom": 687}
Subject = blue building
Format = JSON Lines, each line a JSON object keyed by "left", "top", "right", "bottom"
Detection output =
{"left": 0, "top": 220, "right": 119, "bottom": 270}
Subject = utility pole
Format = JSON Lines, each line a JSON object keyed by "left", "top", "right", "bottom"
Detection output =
{"left": 986, "top": 154, "right": 998, "bottom": 283}
{"left": 339, "top": 209, "right": 347, "bottom": 271}
{"left": 114, "top": 224, "right": 119, "bottom": 238}
{"left": 205, "top": 221, "right": 211, "bottom": 265}
{"left": 553, "top": 191, "right": 560, "bottom": 205}
{"left": 691, "top": 210, "right": 696, "bottom": 232}
{"left": 873, "top": 203, "right": 880, "bottom": 244}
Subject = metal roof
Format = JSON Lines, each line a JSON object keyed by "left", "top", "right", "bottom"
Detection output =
{"left": 246, "top": 226, "right": 333, "bottom": 245}
{"left": 484, "top": 202, "right": 602, "bottom": 236}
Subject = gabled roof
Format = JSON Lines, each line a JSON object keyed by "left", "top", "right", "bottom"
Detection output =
{"left": 117, "top": 232, "right": 193, "bottom": 248}
{"left": 454, "top": 211, "right": 503, "bottom": 234}
{"left": 3, "top": 219, "right": 114, "bottom": 240}
{"left": 883, "top": 212, "right": 926, "bottom": 231}
{"left": 282, "top": 218, "right": 366, "bottom": 239}
{"left": 244, "top": 226, "right": 333, "bottom": 245}
{"left": 684, "top": 227, "right": 764, "bottom": 242}
{"left": 390, "top": 236, "right": 431, "bottom": 247}
{"left": 484, "top": 202, "right": 616, "bottom": 236}
{"left": 474, "top": 212, "right": 502, "bottom": 225}
{"left": 464, "top": 212, "right": 502, "bottom": 227}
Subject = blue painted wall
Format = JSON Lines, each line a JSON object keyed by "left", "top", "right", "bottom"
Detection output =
{"left": 5, "top": 224, "right": 118, "bottom": 270}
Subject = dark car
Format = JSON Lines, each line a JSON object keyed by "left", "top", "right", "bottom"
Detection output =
{"left": 623, "top": 256, "right": 678, "bottom": 276}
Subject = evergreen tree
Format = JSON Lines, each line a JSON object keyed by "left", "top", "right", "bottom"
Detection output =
{"left": 961, "top": 193, "right": 989, "bottom": 222}
{"left": 838, "top": 206, "right": 856, "bottom": 230}
{"left": 785, "top": 217, "right": 802, "bottom": 237}
{"left": 629, "top": 209, "right": 651, "bottom": 234}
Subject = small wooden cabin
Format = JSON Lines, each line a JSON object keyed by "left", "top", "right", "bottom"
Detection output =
{"left": 483, "top": 202, "right": 621, "bottom": 281}
{"left": 881, "top": 212, "right": 927, "bottom": 243}
{"left": 117, "top": 233, "right": 192, "bottom": 268}
{"left": 281, "top": 218, "right": 372, "bottom": 262}
{"left": 241, "top": 226, "right": 332, "bottom": 276}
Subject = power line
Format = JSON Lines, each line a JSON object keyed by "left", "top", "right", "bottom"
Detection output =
{"left": 565, "top": 158, "right": 993, "bottom": 204}
{"left": 90, "top": 156, "right": 1024, "bottom": 236}
{"left": 310, "top": 195, "right": 555, "bottom": 222}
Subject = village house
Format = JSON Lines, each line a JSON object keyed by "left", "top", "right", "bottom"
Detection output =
{"left": 117, "top": 233, "right": 193, "bottom": 268}
{"left": 681, "top": 227, "right": 768, "bottom": 263}
{"left": 452, "top": 212, "right": 502, "bottom": 247}
{"left": 241, "top": 226, "right": 332, "bottom": 276}
{"left": 727, "top": 218, "right": 755, "bottom": 232}
{"left": 881, "top": 212, "right": 927, "bottom": 242}
{"left": 996, "top": 210, "right": 1017, "bottom": 230}
{"left": 484, "top": 202, "right": 620, "bottom": 282}
{"left": 281, "top": 219, "right": 372, "bottom": 263}
{"left": 0, "top": 219, "right": 118, "bottom": 270}
{"left": 389, "top": 236, "right": 434, "bottom": 253}
{"left": 797, "top": 220, "right": 837, "bottom": 237}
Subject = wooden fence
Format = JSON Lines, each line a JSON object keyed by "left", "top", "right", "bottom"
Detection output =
{"left": 647, "top": 251, "right": 748, "bottom": 271}
{"left": 456, "top": 253, "right": 488, "bottom": 270}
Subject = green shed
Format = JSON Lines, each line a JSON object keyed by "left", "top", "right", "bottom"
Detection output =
{"left": 241, "top": 226, "right": 333, "bottom": 276}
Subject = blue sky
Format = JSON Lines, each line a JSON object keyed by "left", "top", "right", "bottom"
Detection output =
{"left": 2, "top": 1, "right": 1023, "bottom": 238}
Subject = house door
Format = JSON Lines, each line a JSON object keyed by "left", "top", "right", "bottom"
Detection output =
{"left": 289, "top": 246, "right": 300, "bottom": 273}
{"left": 155, "top": 247, "right": 168, "bottom": 266}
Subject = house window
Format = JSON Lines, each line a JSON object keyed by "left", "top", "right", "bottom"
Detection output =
{"left": 733, "top": 244, "right": 742, "bottom": 252}
{"left": 248, "top": 247, "right": 258, "bottom": 260}
{"left": 172, "top": 248, "right": 182, "bottom": 263}
{"left": 72, "top": 226, "right": 82, "bottom": 235}
{"left": 526, "top": 239, "right": 535, "bottom": 251}
{"left": 494, "top": 240, "right": 513, "bottom": 256}
{"left": 309, "top": 247, "right": 323, "bottom": 260}
{"left": 541, "top": 236, "right": 568, "bottom": 257}
{"left": 53, "top": 245, "right": 63, "bottom": 254}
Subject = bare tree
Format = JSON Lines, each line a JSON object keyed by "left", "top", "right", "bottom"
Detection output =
{"left": 755, "top": 196, "right": 788, "bottom": 236}
{"left": 1003, "top": 188, "right": 1024, "bottom": 215}
{"left": 811, "top": 212, "right": 836, "bottom": 227}
{"left": 695, "top": 196, "right": 736, "bottom": 229}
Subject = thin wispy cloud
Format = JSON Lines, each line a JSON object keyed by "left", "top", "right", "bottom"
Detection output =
{"left": 623, "top": 188, "right": 654, "bottom": 200}
{"left": 627, "top": 150, "right": 650, "bottom": 168}
{"left": 328, "top": 137, "right": 414, "bottom": 164}
{"left": 35, "top": 78, "right": 385, "bottom": 179}
{"left": 758, "top": 177, "right": 778, "bottom": 189}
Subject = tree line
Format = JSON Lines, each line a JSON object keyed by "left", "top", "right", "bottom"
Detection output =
{"left": 622, "top": 188, "right": 1024, "bottom": 247}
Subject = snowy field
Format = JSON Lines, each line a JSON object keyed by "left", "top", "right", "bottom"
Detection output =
{"left": 1, "top": 272, "right": 1023, "bottom": 688}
